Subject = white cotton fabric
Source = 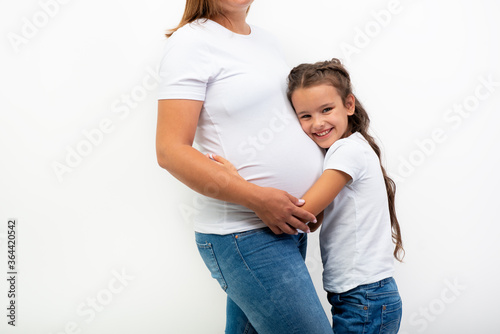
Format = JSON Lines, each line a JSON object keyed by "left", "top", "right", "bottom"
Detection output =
{"left": 158, "top": 19, "right": 324, "bottom": 234}
{"left": 320, "top": 132, "right": 395, "bottom": 293}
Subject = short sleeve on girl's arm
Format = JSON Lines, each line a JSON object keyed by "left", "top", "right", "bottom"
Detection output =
{"left": 324, "top": 140, "right": 366, "bottom": 184}
{"left": 157, "top": 28, "right": 214, "bottom": 101}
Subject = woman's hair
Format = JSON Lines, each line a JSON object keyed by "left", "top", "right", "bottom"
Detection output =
{"left": 287, "top": 58, "right": 405, "bottom": 262}
{"left": 166, "top": 0, "right": 250, "bottom": 38}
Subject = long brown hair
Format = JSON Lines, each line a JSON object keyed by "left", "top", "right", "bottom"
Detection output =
{"left": 166, "top": 0, "right": 250, "bottom": 38}
{"left": 287, "top": 58, "right": 405, "bottom": 262}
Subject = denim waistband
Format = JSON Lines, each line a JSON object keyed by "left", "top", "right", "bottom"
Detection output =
{"left": 328, "top": 277, "right": 395, "bottom": 296}
{"left": 357, "top": 277, "right": 394, "bottom": 290}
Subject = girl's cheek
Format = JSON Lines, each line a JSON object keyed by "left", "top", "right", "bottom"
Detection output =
{"left": 299, "top": 122, "right": 309, "bottom": 134}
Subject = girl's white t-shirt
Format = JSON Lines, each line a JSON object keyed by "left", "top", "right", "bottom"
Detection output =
{"left": 158, "top": 19, "right": 324, "bottom": 234}
{"left": 320, "top": 132, "right": 395, "bottom": 293}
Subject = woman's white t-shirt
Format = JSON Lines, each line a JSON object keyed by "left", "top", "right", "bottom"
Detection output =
{"left": 321, "top": 132, "right": 395, "bottom": 293}
{"left": 158, "top": 19, "right": 324, "bottom": 234}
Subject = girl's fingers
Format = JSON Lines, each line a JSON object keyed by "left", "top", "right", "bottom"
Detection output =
{"left": 210, "top": 154, "right": 226, "bottom": 163}
{"left": 206, "top": 153, "right": 222, "bottom": 161}
{"left": 206, "top": 153, "right": 223, "bottom": 166}
{"left": 211, "top": 154, "right": 233, "bottom": 168}
{"left": 207, "top": 154, "right": 241, "bottom": 177}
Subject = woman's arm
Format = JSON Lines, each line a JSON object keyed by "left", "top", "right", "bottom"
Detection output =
{"left": 156, "top": 99, "right": 316, "bottom": 235}
{"left": 209, "top": 154, "right": 349, "bottom": 232}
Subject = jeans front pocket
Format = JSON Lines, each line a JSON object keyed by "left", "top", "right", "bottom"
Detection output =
{"left": 196, "top": 241, "right": 228, "bottom": 291}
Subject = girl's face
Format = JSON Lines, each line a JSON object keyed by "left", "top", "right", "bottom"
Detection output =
{"left": 291, "top": 84, "right": 355, "bottom": 149}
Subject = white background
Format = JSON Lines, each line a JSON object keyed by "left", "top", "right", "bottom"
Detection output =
{"left": 1, "top": 0, "right": 499, "bottom": 333}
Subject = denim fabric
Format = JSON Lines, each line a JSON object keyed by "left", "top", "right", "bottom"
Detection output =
{"left": 195, "top": 227, "right": 333, "bottom": 334}
{"left": 327, "top": 277, "right": 402, "bottom": 334}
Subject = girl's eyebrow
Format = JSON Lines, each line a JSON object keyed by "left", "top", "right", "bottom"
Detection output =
{"left": 296, "top": 102, "right": 335, "bottom": 116}
{"left": 313, "top": 102, "right": 336, "bottom": 112}
{"left": 318, "top": 102, "right": 334, "bottom": 109}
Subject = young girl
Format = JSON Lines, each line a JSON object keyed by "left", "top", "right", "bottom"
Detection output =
{"left": 210, "top": 58, "right": 404, "bottom": 333}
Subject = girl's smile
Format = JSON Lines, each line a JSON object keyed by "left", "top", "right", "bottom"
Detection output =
{"left": 314, "top": 128, "right": 333, "bottom": 138}
{"left": 291, "top": 84, "right": 355, "bottom": 149}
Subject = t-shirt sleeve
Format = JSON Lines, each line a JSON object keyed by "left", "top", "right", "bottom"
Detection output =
{"left": 324, "top": 140, "right": 366, "bottom": 184}
{"left": 157, "top": 29, "right": 214, "bottom": 101}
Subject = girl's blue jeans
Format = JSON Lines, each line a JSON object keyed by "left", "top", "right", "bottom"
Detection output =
{"left": 195, "top": 227, "right": 333, "bottom": 334}
{"left": 327, "top": 277, "right": 402, "bottom": 334}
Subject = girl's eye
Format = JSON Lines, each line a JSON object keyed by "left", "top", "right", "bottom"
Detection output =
{"left": 322, "top": 107, "right": 333, "bottom": 113}
{"left": 299, "top": 115, "right": 311, "bottom": 119}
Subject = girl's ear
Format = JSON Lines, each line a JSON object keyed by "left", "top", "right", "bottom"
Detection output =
{"left": 346, "top": 94, "right": 355, "bottom": 115}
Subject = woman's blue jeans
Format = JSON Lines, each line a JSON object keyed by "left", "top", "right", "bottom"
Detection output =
{"left": 195, "top": 227, "right": 333, "bottom": 334}
{"left": 327, "top": 277, "right": 402, "bottom": 334}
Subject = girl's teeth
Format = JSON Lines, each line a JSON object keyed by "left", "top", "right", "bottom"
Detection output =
{"left": 316, "top": 129, "right": 330, "bottom": 136}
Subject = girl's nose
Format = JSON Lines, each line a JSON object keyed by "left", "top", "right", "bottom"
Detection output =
{"left": 312, "top": 117, "right": 324, "bottom": 130}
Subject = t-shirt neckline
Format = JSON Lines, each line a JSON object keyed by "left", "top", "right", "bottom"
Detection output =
{"left": 204, "top": 19, "right": 253, "bottom": 38}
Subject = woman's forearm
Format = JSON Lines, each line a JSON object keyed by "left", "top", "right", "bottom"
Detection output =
{"left": 157, "top": 143, "right": 261, "bottom": 209}
{"left": 158, "top": 144, "right": 317, "bottom": 234}
{"left": 156, "top": 99, "right": 260, "bottom": 208}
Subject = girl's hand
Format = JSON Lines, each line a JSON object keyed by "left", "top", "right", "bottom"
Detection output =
{"left": 206, "top": 154, "right": 244, "bottom": 180}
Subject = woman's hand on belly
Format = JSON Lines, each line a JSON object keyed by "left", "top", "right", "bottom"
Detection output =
{"left": 208, "top": 153, "right": 316, "bottom": 234}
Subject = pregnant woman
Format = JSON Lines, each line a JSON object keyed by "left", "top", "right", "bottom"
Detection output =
{"left": 156, "top": 0, "right": 332, "bottom": 333}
